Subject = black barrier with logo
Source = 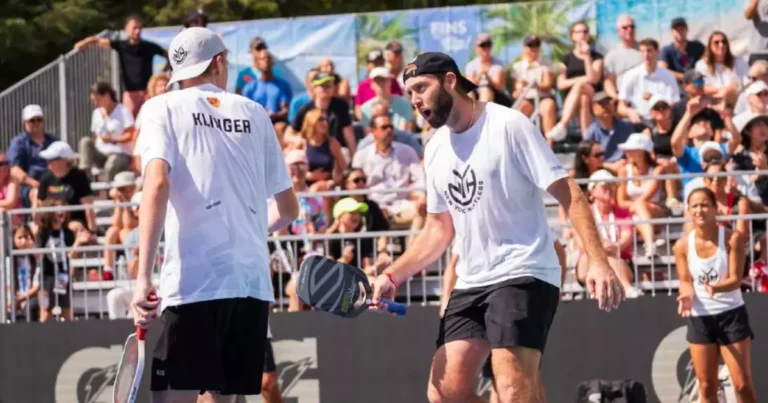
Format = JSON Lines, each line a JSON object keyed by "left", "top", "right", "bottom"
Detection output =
{"left": 0, "top": 295, "right": 766, "bottom": 403}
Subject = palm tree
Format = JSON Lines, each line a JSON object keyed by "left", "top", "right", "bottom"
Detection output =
{"left": 356, "top": 13, "right": 419, "bottom": 76}
{"left": 480, "top": 0, "right": 595, "bottom": 67}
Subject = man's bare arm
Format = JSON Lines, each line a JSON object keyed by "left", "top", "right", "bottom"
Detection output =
{"left": 74, "top": 36, "right": 111, "bottom": 51}
{"left": 268, "top": 187, "right": 299, "bottom": 233}
{"left": 383, "top": 212, "right": 455, "bottom": 285}
{"left": 547, "top": 178, "right": 608, "bottom": 267}
{"left": 137, "top": 160, "right": 170, "bottom": 284}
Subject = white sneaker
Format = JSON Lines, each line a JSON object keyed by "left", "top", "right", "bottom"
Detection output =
{"left": 665, "top": 198, "right": 684, "bottom": 216}
{"left": 644, "top": 243, "right": 658, "bottom": 259}
{"left": 546, "top": 123, "right": 568, "bottom": 142}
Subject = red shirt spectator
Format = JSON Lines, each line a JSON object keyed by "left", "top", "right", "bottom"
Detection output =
{"left": 355, "top": 48, "right": 403, "bottom": 107}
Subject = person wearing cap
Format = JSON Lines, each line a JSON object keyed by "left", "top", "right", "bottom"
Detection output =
{"left": 646, "top": 94, "right": 686, "bottom": 212}
{"left": 360, "top": 67, "right": 415, "bottom": 131}
{"left": 575, "top": 169, "right": 638, "bottom": 296}
{"left": 354, "top": 48, "right": 404, "bottom": 111}
{"left": 326, "top": 197, "right": 390, "bottom": 277}
{"left": 8, "top": 104, "right": 57, "bottom": 208}
{"left": 242, "top": 52, "right": 293, "bottom": 139}
{"left": 732, "top": 112, "right": 768, "bottom": 204}
{"left": 36, "top": 141, "right": 96, "bottom": 234}
{"left": 511, "top": 34, "right": 558, "bottom": 137}
{"left": 235, "top": 37, "right": 284, "bottom": 95}
{"left": 659, "top": 17, "right": 705, "bottom": 82}
{"left": 745, "top": 0, "right": 768, "bottom": 65}
{"left": 371, "top": 51, "right": 624, "bottom": 402}
{"left": 671, "top": 97, "right": 741, "bottom": 188}
{"left": 616, "top": 133, "right": 666, "bottom": 258}
{"left": 734, "top": 61, "right": 768, "bottom": 115}
{"left": 672, "top": 70, "right": 713, "bottom": 124}
{"left": 385, "top": 41, "right": 405, "bottom": 87}
{"left": 584, "top": 91, "right": 634, "bottom": 171}
{"left": 694, "top": 32, "right": 749, "bottom": 105}
{"left": 318, "top": 58, "right": 351, "bottom": 102}
{"left": 603, "top": 15, "right": 643, "bottom": 101}
{"left": 184, "top": 9, "right": 208, "bottom": 28}
{"left": 465, "top": 33, "right": 511, "bottom": 106}
{"left": 735, "top": 79, "right": 768, "bottom": 117}
{"left": 618, "top": 38, "right": 680, "bottom": 126}
{"left": 80, "top": 81, "right": 135, "bottom": 182}
{"left": 547, "top": 21, "right": 604, "bottom": 140}
{"left": 130, "top": 27, "right": 299, "bottom": 401}
{"left": 291, "top": 72, "right": 356, "bottom": 155}
{"left": 287, "top": 68, "right": 320, "bottom": 127}
{"left": 74, "top": 15, "right": 168, "bottom": 117}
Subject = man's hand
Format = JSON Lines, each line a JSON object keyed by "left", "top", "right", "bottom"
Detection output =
{"left": 370, "top": 273, "right": 397, "bottom": 308}
{"left": 585, "top": 258, "right": 625, "bottom": 311}
{"left": 131, "top": 280, "right": 160, "bottom": 328}
{"left": 686, "top": 96, "right": 705, "bottom": 116}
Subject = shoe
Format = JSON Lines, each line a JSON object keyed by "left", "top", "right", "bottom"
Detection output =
{"left": 644, "top": 243, "right": 658, "bottom": 259}
{"left": 546, "top": 123, "right": 568, "bottom": 142}
{"left": 665, "top": 198, "right": 684, "bottom": 216}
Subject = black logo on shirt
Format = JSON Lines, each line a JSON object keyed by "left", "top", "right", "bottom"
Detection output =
{"left": 193, "top": 113, "right": 252, "bottom": 133}
{"left": 445, "top": 165, "right": 483, "bottom": 213}
{"left": 172, "top": 47, "right": 188, "bottom": 65}
{"left": 697, "top": 266, "right": 719, "bottom": 285}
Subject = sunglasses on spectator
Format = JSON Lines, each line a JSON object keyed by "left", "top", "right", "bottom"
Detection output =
{"left": 620, "top": 24, "right": 635, "bottom": 30}
{"left": 702, "top": 154, "right": 723, "bottom": 165}
{"left": 591, "top": 152, "right": 605, "bottom": 158}
{"left": 572, "top": 29, "right": 589, "bottom": 34}
{"left": 377, "top": 124, "right": 394, "bottom": 130}
{"left": 693, "top": 79, "right": 704, "bottom": 87}
{"left": 290, "top": 163, "right": 307, "bottom": 172}
{"left": 712, "top": 40, "right": 726, "bottom": 46}
{"left": 253, "top": 44, "right": 267, "bottom": 51}
{"left": 350, "top": 176, "right": 367, "bottom": 184}
{"left": 317, "top": 117, "right": 328, "bottom": 122}
{"left": 758, "top": 91, "right": 768, "bottom": 98}
{"left": 652, "top": 104, "right": 670, "bottom": 111}
{"left": 29, "top": 118, "right": 43, "bottom": 123}
{"left": 478, "top": 41, "right": 492, "bottom": 48}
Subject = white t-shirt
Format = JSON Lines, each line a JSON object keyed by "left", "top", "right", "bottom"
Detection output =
{"left": 618, "top": 65, "right": 681, "bottom": 119}
{"left": 695, "top": 58, "right": 750, "bottom": 90}
{"left": 425, "top": 103, "right": 567, "bottom": 289}
{"left": 90, "top": 104, "right": 134, "bottom": 156}
{"left": 139, "top": 83, "right": 292, "bottom": 310}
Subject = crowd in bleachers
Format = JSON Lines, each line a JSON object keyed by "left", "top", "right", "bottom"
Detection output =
{"left": 6, "top": 4, "right": 768, "bottom": 321}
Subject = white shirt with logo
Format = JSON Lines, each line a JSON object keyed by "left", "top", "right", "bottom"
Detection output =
{"left": 425, "top": 103, "right": 567, "bottom": 289}
{"left": 90, "top": 104, "right": 134, "bottom": 156}
{"left": 139, "top": 83, "right": 291, "bottom": 310}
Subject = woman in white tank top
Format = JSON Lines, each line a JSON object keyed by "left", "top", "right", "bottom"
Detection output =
{"left": 616, "top": 133, "right": 665, "bottom": 257}
{"left": 673, "top": 187, "right": 756, "bottom": 402}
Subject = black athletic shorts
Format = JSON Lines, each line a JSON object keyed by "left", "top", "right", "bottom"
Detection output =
{"left": 150, "top": 297, "right": 270, "bottom": 395}
{"left": 687, "top": 305, "right": 754, "bottom": 345}
{"left": 437, "top": 276, "right": 560, "bottom": 352}
{"left": 264, "top": 338, "right": 277, "bottom": 373}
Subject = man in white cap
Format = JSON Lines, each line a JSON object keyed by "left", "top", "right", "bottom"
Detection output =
{"left": 36, "top": 141, "right": 96, "bottom": 234}
{"left": 360, "top": 67, "right": 416, "bottom": 131}
{"left": 129, "top": 27, "right": 298, "bottom": 403}
{"left": 8, "top": 104, "right": 57, "bottom": 208}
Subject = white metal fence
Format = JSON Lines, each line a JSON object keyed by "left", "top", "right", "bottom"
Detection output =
{"left": 0, "top": 30, "right": 119, "bottom": 149}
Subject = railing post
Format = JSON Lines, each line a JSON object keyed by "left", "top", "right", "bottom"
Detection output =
{"left": 110, "top": 45, "right": 121, "bottom": 95}
{"left": 0, "top": 212, "right": 5, "bottom": 323}
{"left": 58, "top": 55, "right": 67, "bottom": 143}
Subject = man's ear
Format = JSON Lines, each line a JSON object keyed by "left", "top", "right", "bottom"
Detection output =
{"left": 445, "top": 73, "right": 458, "bottom": 91}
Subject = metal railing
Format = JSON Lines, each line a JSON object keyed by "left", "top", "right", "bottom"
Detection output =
{"left": 0, "top": 30, "right": 118, "bottom": 149}
{"left": 2, "top": 168, "right": 768, "bottom": 323}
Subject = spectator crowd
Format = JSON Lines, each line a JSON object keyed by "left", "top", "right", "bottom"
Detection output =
{"left": 7, "top": 3, "right": 768, "bottom": 321}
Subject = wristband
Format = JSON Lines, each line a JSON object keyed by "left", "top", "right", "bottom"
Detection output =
{"left": 385, "top": 273, "right": 398, "bottom": 289}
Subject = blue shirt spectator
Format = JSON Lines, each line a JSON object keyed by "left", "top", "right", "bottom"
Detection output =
{"left": 357, "top": 129, "right": 424, "bottom": 158}
{"left": 677, "top": 143, "right": 729, "bottom": 187}
{"left": 242, "top": 76, "right": 293, "bottom": 116}
{"left": 235, "top": 66, "right": 285, "bottom": 94}
{"left": 9, "top": 105, "right": 57, "bottom": 182}
{"left": 360, "top": 96, "right": 415, "bottom": 130}
{"left": 660, "top": 41, "right": 705, "bottom": 74}
{"left": 584, "top": 118, "right": 634, "bottom": 163}
{"left": 288, "top": 92, "right": 313, "bottom": 123}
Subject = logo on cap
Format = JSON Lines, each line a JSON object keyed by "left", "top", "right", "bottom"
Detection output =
{"left": 173, "top": 47, "right": 188, "bottom": 65}
{"left": 207, "top": 97, "right": 221, "bottom": 108}
{"left": 404, "top": 63, "right": 418, "bottom": 76}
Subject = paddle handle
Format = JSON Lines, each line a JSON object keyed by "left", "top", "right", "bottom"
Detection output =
{"left": 136, "top": 292, "right": 159, "bottom": 340}
{"left": 380, "top": 298, "right": 407, "bottom": 316}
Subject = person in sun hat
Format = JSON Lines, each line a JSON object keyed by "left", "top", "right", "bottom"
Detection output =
{"left": 616, "top": 133, "right": 666, "bottom": 258}
{"left": 36, "top": 141, "right": 96, "bottom": 234}
{"left": 130, "top": 26, "right": 298, "bottom": 402}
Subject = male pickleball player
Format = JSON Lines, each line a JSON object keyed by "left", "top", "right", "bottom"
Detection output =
{"left": 130, "top": 27, "right": 298, "bottom": 403}
{"left": 371, "top": 52, "right": 625, "bottom": 403}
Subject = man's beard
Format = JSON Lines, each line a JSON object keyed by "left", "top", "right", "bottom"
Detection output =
{"left": 425, "top": 87, "right": 454, "bottom": 128}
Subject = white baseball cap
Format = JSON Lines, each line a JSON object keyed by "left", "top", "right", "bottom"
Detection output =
{"left": 647, "top": 95, "right": 670, "bottom": 109}
{"left": 369, "top": 67, "right": 390, "bottom": 79}
{"left": 618, "top": 133, "right": 654, "bottom": 153}
{"left": 698, "top": 141, "right": 724, "bottom": 160}
{"left": 112, "top": 171, "right": 139, "bottom": 188}
{"left": 167, "top": 27, "right": 227, "bottom": 87}
{"left": 22, "top": 105, "right": 44, "bottom": 121}
{"left": 745, "top": 80, "right": 768, "bottom": 96}
{"left": 588, "top": 169, "right": 616, "bottom": 191}
{"left": 733, "top": 111, "right": 768, "bottom": 133}
{"left": 39, "top": 141, "right": 78, "bottom": 160}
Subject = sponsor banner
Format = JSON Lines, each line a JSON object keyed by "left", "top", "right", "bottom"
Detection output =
{"left": 0, "top": 295, "right": 765, "bottom": 403}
